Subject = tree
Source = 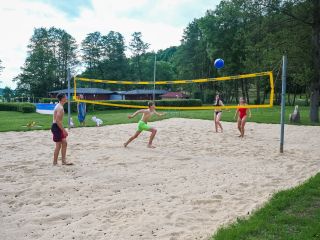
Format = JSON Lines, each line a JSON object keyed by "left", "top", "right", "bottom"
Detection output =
{"left": 100, "top": 31, "right": 128, "bottom": 80}
{"left": 259, "top": 0, "right": 319, "bottom": 121}
{"left": 129, "top": 32, "right": 150, "bottom": 80}
{"left": 50, "top": 28, "right": 78, "bottom": 88}
{"left": 81, "top": 32, "right": 103, "bottom": 76}
{"left": 3, "top": 86, "right": 13, "bottom": 102}
{"left": 15, "top": 27, "right": 78, "bottom": 97}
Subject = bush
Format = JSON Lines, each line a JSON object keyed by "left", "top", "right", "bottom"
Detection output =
{"left": 65, "top": 99, "right": 202, "bottom": 113}
{"left": 40, "top": 98, "right": 57, "bottom": 103}
{"left": 0, "top": 102, "right": 36, "bottom": 113}
{"left": 19, "top": 103, "right": 36, "bottom": 113}
{"left": 0, "top": 103, "right": 19, "bottom": 111}
{"left": 95, "top": 99, "right": 202, "bottom": 110}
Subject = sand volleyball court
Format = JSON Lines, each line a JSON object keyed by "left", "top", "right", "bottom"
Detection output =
{"left": 1, "top": 118, "right": 319, "bottom": 240}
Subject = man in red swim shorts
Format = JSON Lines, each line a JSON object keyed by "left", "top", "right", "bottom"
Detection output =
{"left": 51, "top": 93, "right": 73, "bottom": 166}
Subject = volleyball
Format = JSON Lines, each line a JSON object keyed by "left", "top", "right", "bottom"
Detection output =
{"left": 214, "top": 58, "right": 224, "bottom": 69}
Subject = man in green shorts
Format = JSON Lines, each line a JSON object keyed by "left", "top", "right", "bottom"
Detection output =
{"left": 124, "top": 101, "right": 165, "bottom": 148}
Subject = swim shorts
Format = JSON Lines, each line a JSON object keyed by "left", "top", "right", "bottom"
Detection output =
{"left": 137, "top": 120, "right": 151, "bottom": 132}
{"left": 51, "top": 123, "right": 66, "bottom": 142}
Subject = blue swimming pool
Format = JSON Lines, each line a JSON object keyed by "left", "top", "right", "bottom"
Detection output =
{"left": 36, "top": 103, "right": 56, "bottom": 110}
{"left": 35, "top": 103, "right": 57, "bottom": 114}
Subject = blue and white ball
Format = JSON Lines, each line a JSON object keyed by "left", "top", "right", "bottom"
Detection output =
{"left": 214, "top": 58, "right": 224, "bottom": 69}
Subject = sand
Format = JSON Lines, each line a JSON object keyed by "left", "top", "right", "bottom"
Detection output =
{"left": 0, "top": 118, "right": 319, "bottom": 240}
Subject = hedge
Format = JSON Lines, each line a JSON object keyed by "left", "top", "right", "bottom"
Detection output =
{"left": 0, "top": 103, "right": 36, "bottom": 113}
{"left": 65, "top": 99, "right": 202, "bottom": 113}
{"left": 40, "top": 98, "right": 57, "bottom": 103}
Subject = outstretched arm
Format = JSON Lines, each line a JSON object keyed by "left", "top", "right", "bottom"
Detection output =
{"left": 128, "top": 109, "right": 145, "bottom": 119}
{"left": 220, "top": 100, "right": 229, "bottom": 111}
{"left": 154, "top": 111, "right": 165, "bottom": 117}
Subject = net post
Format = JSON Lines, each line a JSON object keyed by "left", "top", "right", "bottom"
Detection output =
{"left": 153, "top": 53, "right": 157, "bottom": 101}
{"left": 280, "top": 55, "right": 287, "bottom": 153}
{"left": 73, "top": 75, "right": 77, "bottom": 100}
{"left": 67, "top": 68, "right": 71, "bottom": 130}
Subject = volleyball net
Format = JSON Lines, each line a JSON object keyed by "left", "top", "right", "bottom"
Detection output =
{"left": 73, "top": 71, "right": 274, "bottom": 110}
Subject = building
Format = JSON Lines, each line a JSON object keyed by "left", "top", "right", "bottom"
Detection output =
{"left": 120, "top": 89, "right": 168, "bottom": 100}
{"left": 49, "top": 88, "right": 116, "bottom": 100}
{"left": 160, "top": 92, "right": 189, "bottom": 100}
{"left": 49, "top": 88, "right": 169, "bottom": 101}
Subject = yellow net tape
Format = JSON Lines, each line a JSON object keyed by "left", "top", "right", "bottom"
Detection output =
{"left": 75, "top": 71, "right": 271, "bottom": 85}
{"left": 74, "top": 71, "right": 274, "bottom": 110}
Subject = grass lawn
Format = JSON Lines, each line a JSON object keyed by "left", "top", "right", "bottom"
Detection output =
{"left": 211, "top": 173, "right": 320, "bottom": 240}
{"left": 0, "top": 105, "right": 318, "bottom": 132}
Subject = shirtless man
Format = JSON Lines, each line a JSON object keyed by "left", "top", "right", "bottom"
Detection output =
{"left": 124, "top": 101, "right": 165, "bottom": 148}
{"left": 51, "top": 93, "right": 73, "bottom": 165}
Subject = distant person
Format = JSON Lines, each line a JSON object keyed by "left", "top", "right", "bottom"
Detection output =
{"left": 234, "top": 97, "right": 251, "bottom": 138}
{"left": 51, "top": 93, "right": 73, "bottom": 166}
{"left": 77, "top": 94, "right": 86, "bottom": 126}
{"left": 213, "top": 94, "right": 224, "bottom": 133}
{"left": 124, "top": 101, "right": 165, "bottom": 148}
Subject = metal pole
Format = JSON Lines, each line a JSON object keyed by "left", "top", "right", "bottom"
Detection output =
{"left": 67, "top": 68, "right": 71, "bottom": 130}
{"left": 280, "top": 55, "right": 287, "bottom": 153}
{"left": 153, "top": 53, "right": 157, "bottom": 101}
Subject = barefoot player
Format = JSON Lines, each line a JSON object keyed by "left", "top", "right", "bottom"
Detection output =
{"left": 124, "top": 101, "right": 165, "bottom": 148}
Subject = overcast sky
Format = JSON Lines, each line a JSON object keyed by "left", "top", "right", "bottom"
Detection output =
{"left": 0, "top": 0, "right": 220, "bottom": 88}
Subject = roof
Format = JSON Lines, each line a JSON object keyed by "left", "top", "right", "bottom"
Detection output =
{"left": 161, "top": 92, "right": 188, "bottom": 98}
{"left": 49, "top": 88, "right": 115, "bottom": 95}
{"left": 121, "top": 89, "right": 168, "bottom": 95}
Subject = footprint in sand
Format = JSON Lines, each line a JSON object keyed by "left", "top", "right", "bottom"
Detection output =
{"left": 238, "top": 183, "right": 250, "bottom": 188}
{"left": 165, "top": 211, "right": 174, "bottom": 219}
{"left": 176, "top": 157, "right": 192, "bottom": 161}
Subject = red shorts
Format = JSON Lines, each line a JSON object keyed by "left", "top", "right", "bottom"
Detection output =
{"left": 51, "top": 123, "right": 66, "bottom": 142}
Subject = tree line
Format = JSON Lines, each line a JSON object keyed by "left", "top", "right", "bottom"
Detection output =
{"left": 9, "top": 0, "right": 319, "bottom": 122}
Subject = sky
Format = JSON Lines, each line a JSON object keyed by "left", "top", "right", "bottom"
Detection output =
{"left": 0, "top": 0, "right": 221, "bottom": 88}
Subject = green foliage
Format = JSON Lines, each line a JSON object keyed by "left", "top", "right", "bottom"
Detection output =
{"left": 129, "top": 32, "right": 150, "bottom": 81}
{"left": 40, "top": 98, "right": 57, "bottom": 103}
{"left": 2, "top": 87, "right": 14, "bottom": 102}
{"left": 0, "top": 102, "right": 36, "bottom": 113}
{"left": 0, "top": 103, "right": 20, "bottom": 111}
{"left": 20, "top": 103, "right": 36, "bottom": 113}
{"left": 14, "top": 27, "right": 78, "bottom": 97}
{"left": 81, "top": 31, "right": 103, "bottom": 72}
{"left": 64, "top": 99, "right": 202, "bottom": 113}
